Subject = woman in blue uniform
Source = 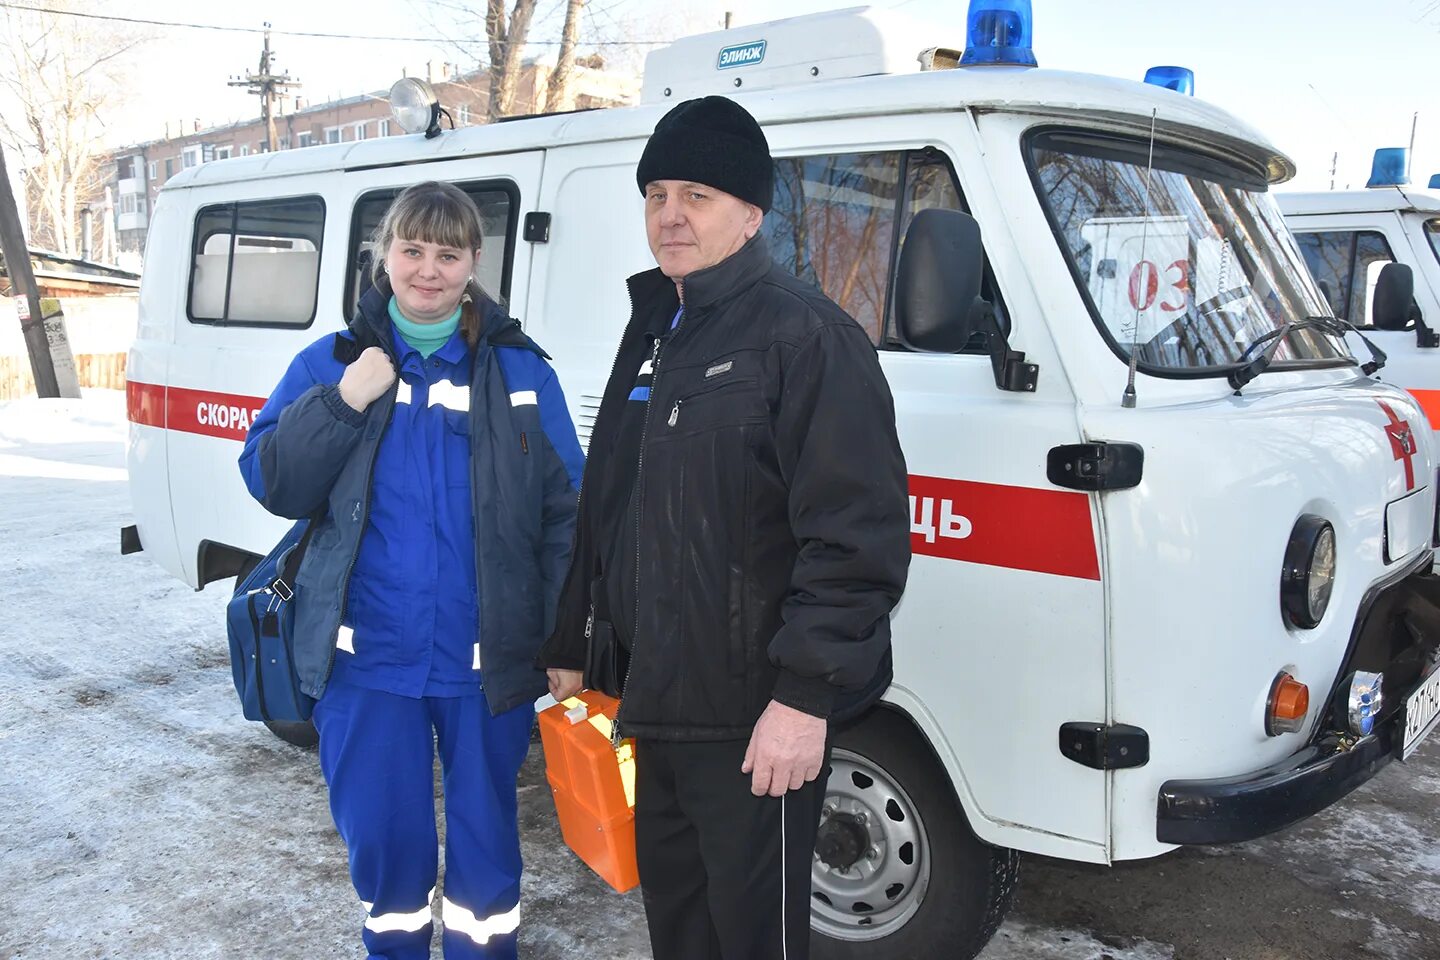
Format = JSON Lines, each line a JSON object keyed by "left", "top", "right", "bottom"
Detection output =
{"left": 239, "top": 181, "right": 584, "bottom": 959}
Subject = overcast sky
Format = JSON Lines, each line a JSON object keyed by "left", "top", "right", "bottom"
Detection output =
{"left": 73, "top": 0, "right": 1440, "bottom": 192}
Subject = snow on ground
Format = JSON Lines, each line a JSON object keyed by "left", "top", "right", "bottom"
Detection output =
{"left": 1, "top": 391, "right": 1436, "bottom": 960}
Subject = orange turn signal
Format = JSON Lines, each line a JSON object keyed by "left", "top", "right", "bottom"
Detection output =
{"left": 1266, "top": 672, "right": 1310, "bottom": 736}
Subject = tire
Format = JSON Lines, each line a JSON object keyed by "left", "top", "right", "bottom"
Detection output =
{"left": 264, "top": 719, "right": 319, "bottom": 750}
{"left": 811, "top": 708, "right": 1020, "bottom": 960}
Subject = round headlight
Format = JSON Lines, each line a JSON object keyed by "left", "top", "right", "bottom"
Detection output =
{"left": 389, "top": 78, "right": 439, "bottom": 136}
{"left": 1281, "top": 515, "right": 1335, "bottom": 629}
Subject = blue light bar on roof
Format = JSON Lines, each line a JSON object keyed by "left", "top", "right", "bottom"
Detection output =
{"left": 1367, "top": 147, "right": 1410, "bottom": 188}
{"left": 1143, "top": 66, "right": 1194, "bottom": 96}
{"left": 960, "top": 0, "right": 1037, "bottom": 67}
{"left": 1430, "top": 174, "right": 1440, "bottom": 189}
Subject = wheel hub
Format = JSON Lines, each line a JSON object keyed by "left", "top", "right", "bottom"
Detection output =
{"left": 815, "top": 812, "right": 869, "bottom": 871}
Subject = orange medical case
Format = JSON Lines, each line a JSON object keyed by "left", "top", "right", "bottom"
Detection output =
{"left": 537, "top": 691, "right": 639, "bottom": 893}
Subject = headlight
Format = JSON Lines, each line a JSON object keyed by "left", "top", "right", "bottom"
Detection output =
{"left": 1281, "top": 515, "right": 1335, "bottom": 629}
{"left": 389, "top": 78, "right": 440, "bottom": 137}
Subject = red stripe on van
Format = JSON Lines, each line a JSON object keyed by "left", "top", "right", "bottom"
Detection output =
{"left": 1408, "top": 389, "right": 1440, "bottom": 430}
{"left": 908, "top": 475, "right": 1101, "bottom": 581}
{"left": 126, "top": 381, "right": 268, "bottom": 442}
{"left": 126, "top": 380, "right": 166, "bottom": 429}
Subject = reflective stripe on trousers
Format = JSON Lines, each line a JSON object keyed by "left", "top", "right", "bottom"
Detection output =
{"left": 443, "top": 899, "right": 521, "bottom": 945}
{"left": 362, "top": 886, "right": 436, "bottom": 934}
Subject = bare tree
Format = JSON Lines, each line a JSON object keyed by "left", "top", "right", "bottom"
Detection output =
{"left": 546, "top": 0, "right": 585, "bottom": 113}
{"left": 484, "top": 0, "right": 540, "bottom": 120}
{"left": 0, "top": 4, "right": 142, "bottom": 257}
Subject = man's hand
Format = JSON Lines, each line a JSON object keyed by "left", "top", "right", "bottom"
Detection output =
{"left": 547, "top": 668, "right": 584, "bottom": 702}
{"left": 338, "top": 346, "right": 396, "bottom": 412}
{"left": 741, "top": 699, "right": 827, "bottom": 797}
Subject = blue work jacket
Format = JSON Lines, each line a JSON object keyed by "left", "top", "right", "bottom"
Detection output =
{"left": 238, "top": 282, "right": 584, "bottom": 714}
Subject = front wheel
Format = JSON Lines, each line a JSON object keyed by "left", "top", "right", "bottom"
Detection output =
{"left": 811, "top": 709, "right": 1019, "bottom": 960}
{"left": 264, "top": 719, "right": 318, "bottom": 749}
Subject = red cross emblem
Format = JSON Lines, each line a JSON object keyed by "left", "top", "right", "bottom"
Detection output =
{"left": 1378, "top": 400, "right": 1418, "bottom": 491}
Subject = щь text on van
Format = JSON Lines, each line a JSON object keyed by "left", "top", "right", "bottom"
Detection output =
{"left": 1280, "top": 154, "right": 1440, "bottom": 441}
{"left": 122, "top": 5, "right": 1440, "bottom": 958}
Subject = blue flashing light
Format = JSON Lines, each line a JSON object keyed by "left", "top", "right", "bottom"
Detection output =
{"left": 1143, "top": 66, "right": 1194, "bottom": 96}
{"left": 960, "top": 0, "right": 1038, "bottom": 67}
{"left": 1429, "top": 174, "right": 1440, "bottom": 190}
{"left": 1366, "top": 147, "right": 1411, "bottom": 188}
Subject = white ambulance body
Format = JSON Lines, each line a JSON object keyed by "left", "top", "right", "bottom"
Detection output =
{"left": 1280, "top": 182, "right": 1440, "bottom": 436}
{"left": 123, "top": 6, "right": 1440, "bottom": 956}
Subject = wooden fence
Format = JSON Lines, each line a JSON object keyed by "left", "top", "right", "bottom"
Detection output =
{"left": 0, "top": 352, "right": 128, "bottom": 401}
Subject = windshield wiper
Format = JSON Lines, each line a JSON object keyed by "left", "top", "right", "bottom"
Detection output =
{"left": 1227, "top": 316, "right": 1384, "bottom": 393}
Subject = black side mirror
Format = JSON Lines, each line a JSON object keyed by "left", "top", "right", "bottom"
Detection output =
{"left": 895, "top": 208, "right": 984, "bottom": 353}
{"left": 895, "top": 208, "right": 1038, "bottom": 392}
{"left": 1372, "top": 262, "right": 1414, "bottom": 331}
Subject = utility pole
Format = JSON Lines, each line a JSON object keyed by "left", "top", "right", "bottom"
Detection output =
{"left": 229, "top": 24, "right": 300, "bottom": 152}
{"left": 0, "top": 140, "right": 60, "bottom": 399}
{"left": 1329, "top": 151, "right": 1338, "bottom": 191}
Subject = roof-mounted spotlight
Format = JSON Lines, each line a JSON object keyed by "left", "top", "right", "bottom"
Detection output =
{"left": 960, "top": 0, "right": 1037, "bottom": 67}
{"left": 389, "top": 78, "right": 445, "bottom": 139}
{"left": 1143, "top": 66, "right": 1194, "bottom": 96}
{"left": 1366, "top": 147, "right": 1410, "bottom": 188}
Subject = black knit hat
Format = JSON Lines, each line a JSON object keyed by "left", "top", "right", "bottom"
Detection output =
{"left": 636, "top": 96, "right": 774, "bottom": 213}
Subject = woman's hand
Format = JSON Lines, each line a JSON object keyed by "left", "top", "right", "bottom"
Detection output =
{"left": 338, "top": 347, "right": 396, "bottom": 412}
{"left": 547, "top": 668, "right": 584, "bottom": 702}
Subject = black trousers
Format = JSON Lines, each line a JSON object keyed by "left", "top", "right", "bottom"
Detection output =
{"left": 634, "top": 737, "right": 831, "bottom": 960}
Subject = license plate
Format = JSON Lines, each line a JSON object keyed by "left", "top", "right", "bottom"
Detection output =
{"left": 1383, "top": 488, "right": 1429, "bottom": 563}
{"left": 1402, "top": 668, "right": 1440, "bottom": 760}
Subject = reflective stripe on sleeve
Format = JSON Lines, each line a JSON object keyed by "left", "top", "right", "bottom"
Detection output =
{"left": 442, "top": 899, "right": 520, "bottom": 945}
{"left": 508, "top": 390, "right": 537, "bottom": 407}
{"left": 336, "top": 625, "right": 355, "bottom": 654}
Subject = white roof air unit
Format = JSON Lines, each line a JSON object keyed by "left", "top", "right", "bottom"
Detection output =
{"left": 640, "top": 6, "right": 959, "bottom": 105}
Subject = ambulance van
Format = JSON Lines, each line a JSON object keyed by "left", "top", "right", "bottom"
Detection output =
{"left": 1279, "top": 157, "right": 1440, "bottom": 441}
{"left": 123, "top": 5, "right": 1440, "bottom": 957}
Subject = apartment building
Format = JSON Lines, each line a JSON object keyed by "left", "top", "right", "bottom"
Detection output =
{"left": 104, "top": 58, "right": 639, "bottom": 256}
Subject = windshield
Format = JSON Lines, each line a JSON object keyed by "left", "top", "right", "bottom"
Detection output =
{"left": 1427, "top": 219, "right": 1440, "bottom": 266}
{"left": 1028, "top": 129, "right": 1350, "bottom": 374}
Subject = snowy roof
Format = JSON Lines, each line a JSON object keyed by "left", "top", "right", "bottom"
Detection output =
{"left": 1277, "top": 187, "right": 1440, "bottom": 217}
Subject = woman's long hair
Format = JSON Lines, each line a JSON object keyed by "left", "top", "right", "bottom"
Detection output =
{"left": 368, "top": 181, "right": 493, "bottom": 347}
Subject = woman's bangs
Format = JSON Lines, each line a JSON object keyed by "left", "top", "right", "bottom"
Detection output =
{"left": 391, "top": 192, "right": 478, "bottom": 251}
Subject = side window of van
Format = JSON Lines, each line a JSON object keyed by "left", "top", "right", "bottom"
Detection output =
{"left": 1293, "top": 230, "right": 1398, "bottom": 326}
{"left": 346, "top": 182, "right": 517, "bottom": 319}
{"left": 765, "top": 149, "right": 1002, "bottom": 352}
{"left": 188, "top": 196, "right": 325, "bottom": 327}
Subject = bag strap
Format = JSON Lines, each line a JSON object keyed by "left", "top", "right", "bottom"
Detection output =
{"left": 272, "top": 510, "right": 323, "bottom": 601}
{"left": 332, "top": 319, "right": 385, "bottom": 365}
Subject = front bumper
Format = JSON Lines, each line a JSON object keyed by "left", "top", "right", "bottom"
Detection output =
{"left": 1156, "top": 552, "right": 1440, "bottom": 846}
{"left": 1155, "top": 726, "right": 1396, "bottom": 845}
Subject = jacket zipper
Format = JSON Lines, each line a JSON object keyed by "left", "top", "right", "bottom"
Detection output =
{"left": 613, "top": 300, "right": 686, "bottom": 747}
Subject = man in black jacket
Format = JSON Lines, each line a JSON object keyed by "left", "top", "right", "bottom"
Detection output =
{"left": 541, "top": 96, "right": 910, "bottom": 960}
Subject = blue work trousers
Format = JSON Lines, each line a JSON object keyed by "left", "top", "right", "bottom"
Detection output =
{"left": 314, "top": 677, "right": 533, "bottom": 959}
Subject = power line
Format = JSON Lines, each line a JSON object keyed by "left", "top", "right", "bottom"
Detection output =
{"left": 0, "top": 1, "right": 672, "bottom": 45}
